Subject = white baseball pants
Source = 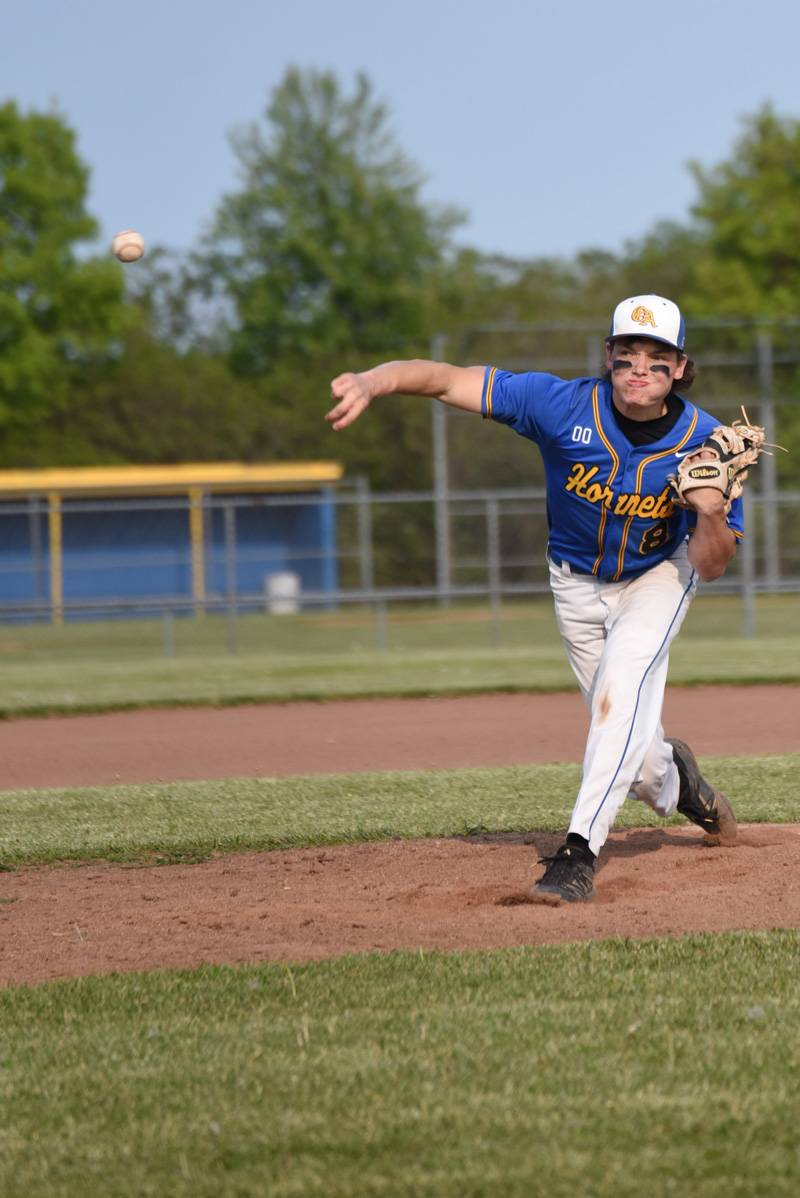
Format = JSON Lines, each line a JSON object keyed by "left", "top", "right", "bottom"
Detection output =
{"left": 548, "top": 543, "right": 698, "bottom": 856}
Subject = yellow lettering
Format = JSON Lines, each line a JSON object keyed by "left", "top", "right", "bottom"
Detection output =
{"left": 564, "top": 464, "right": 588, "bottom": 493}
{"left": 565, "top": 466, "right": 664, "bottom": 516}
{"left": 574, "top": 466, "right": 599, "bottom": 497}
{"left": 652, "top": 489, "right": 675, "bottom": 519}
{"left": 614, "top": 494, "right": 638, "bottom": 516}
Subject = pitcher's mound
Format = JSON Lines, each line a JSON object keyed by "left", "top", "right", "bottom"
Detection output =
{"left": 2, "top": 824, "right": 799, "bottom": 986}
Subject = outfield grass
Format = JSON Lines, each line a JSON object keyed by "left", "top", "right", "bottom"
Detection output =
{"left": 1, "top": 753, "right": 797, "bottom": 867}
{"left": 2, "top": 933, "right": 799, "bottom": 1197}
{"left": 0, "top": 594, "right": 798, "bottom": 715}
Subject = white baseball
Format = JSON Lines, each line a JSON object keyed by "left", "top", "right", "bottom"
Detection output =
{"left": 112, "top": 229, "right": 145, "bottom": 263}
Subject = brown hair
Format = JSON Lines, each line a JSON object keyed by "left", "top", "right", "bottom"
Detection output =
{"left": 602, "top": 338, "right": 696, "bottom": 390}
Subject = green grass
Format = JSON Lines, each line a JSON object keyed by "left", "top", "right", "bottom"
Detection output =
{"left": 0, "top": 593, "right": 798, "bottom": 715}
{"left": 2, "top": 933, "right": 799, "bottom": 1197}
{"left": 1, "top": 754, "right": 797, "bottom": 867}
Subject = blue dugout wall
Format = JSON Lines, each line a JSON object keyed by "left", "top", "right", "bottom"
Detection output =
{"left": 0, "top": 463, "right": 342, "bottom": 621}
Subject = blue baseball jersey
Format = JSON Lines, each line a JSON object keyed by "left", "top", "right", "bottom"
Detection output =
{"left": 481, "top": 368, "right": 744, "bottom": 582}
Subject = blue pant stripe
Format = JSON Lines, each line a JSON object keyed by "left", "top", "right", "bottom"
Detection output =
{"left": 587, "top": 570, "right": 696, "bottom": 840}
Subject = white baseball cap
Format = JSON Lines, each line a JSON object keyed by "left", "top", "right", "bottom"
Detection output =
{"left": 609, "top": 294, "right": 686, "bottom": 351}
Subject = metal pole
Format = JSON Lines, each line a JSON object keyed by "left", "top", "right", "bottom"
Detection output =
{"left": 224, "top": 502, "right": 238, "bottom": 654}
{"left": 47, "top": 492, "right": 63, "bottom": 626}
{"left": 163, "top": 610, "right": 175, "bottom": 657}
{"left": 756, "top": 330, "right": 779, "bottom": 589}
{"left": 586, "top": 335, "right": 603, "bottom": 378}
{"left": 486, "top": 497, "right": 502, "bottom": 647}
{"left": 28, "top": 495, "right": 44, "bottom": 601}
{"left": 356, "top": 476, "right": 374, "bottom": 593}
{"left": 740, "top": 490, "right": 756, "bottom": 639}
{"left": 374, "top": 599, "right": 388, "bottom": 650}
{"left": 188, "top": 487, "right": 206, "bottom": 618}
{"left": 431, "top": 331, "right": 451, "bottom": 605}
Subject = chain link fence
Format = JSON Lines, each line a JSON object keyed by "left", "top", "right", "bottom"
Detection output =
{"left": 0, "top": 484, "right": 798, "bottom": 648}
{"left": 2, "top": 320, "right": 799, "bottom": 647}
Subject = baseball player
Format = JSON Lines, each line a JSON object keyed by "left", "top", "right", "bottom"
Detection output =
{"left": 327, "top": 295, "right": 743, "bottom": 903}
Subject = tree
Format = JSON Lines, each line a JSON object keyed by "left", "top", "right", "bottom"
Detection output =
{"left": 202, "top": 67, "right": 463, "bottom": 376}
{"left": 70, "top": 333, "right": 263, "bottom": 464}
{"left": 0, "top": 102, "right": 129, "bottom": 461}
{"left": 688, "top": 106, "right": 800, "bottom": 318}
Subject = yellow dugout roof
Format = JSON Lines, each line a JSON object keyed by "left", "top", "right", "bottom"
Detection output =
{"left": 0, "top": 461, "right": 343, "bottom": 499}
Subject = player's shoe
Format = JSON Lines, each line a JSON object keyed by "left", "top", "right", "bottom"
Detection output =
{"left": 667, "top": 737, "right": 737, "bottom": 845}
{"left": 530, "top": 844, "right": 596, "bottom": 905}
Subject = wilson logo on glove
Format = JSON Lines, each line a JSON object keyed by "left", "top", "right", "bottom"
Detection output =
{"left": 687, "top": 466, "right": 720, "bottom": 480}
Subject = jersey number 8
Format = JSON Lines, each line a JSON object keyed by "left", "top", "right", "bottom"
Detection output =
{"left": 639, "top": 520, "right": 671, "bottom": 555}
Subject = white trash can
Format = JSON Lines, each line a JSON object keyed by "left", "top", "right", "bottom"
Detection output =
{"left": 265, "top": 570, "right": 301, "bottom": 614}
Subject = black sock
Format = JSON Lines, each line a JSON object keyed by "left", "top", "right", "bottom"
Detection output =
{"left": 566, "top": 833, "right": 596, "bottom": 866}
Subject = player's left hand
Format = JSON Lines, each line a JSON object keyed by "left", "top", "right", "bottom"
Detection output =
{"left": 678, "top": 451, "right": 727, "bottom": 515}
{"left": 668, "top": 415, "right": 769, "bottom": 515}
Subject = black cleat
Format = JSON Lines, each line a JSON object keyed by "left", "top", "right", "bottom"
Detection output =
{"left": 530, "top": 844, "right": 596, "bottom": 905}
{"left": 668, "top": 737, "right": 737, "bottom": 845}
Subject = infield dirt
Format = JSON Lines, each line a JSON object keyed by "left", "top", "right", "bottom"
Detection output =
{"left": 2, "top": 686, "right": 799, "bottom": 985}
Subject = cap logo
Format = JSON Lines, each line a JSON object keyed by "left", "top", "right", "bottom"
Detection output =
{"left": 631, "top": 305, "right": 657, "bottom": 328}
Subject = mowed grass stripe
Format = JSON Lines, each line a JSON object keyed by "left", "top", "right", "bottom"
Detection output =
{"left": 1, "top": 639, "right": 800, "bottom": 716}
{"left": 1, "top": 754, "right": 797, "bottom": 867}
{"left": 1, "top": 932, "right": 799, "bottom": 1197}
{"left": 0, "top": 595, "right": 798, "bottom": 715}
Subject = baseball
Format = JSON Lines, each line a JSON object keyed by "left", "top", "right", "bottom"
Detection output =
{"left": 112, "top": 229, "right": 145, "bottom": 263}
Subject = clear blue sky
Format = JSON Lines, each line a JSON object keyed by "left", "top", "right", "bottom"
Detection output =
{"left": 4, "top": 0, "right": 799, "bottom": 261}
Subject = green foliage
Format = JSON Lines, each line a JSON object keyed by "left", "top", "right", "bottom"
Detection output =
{"left": 203, "top": 67, "right": 463, "bottom": 373}
{"left": 189, "top": 66, "right": 466, "bottom": 552}
{"left": 0, "top": 101, "right": 129, "bottom": 462}
{"left": 71, "top": 332, "right": 263, "bottom": 464}
{"left": 3, "top": 89, "right": 800, "bottom": 492}
{"left": 688, "top": 106, "right": 800, "bottom": 318}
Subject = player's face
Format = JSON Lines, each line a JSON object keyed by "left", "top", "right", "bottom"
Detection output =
{"left": 606, "top": 338, "right": 686, "bottom": 418}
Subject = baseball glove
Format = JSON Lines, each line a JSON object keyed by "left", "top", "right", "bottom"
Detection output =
{"left": 669, "top": 410, "right": 768, "bottom": 513}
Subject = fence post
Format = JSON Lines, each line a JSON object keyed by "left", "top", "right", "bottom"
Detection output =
{"left": 740, "top": 490, "right": 756, "bottom": 638}
{"left": 756, "top": 330, "right": 780, "bottom": 589}
{"left": 431, "top": 331, "right": 451, "bottom": 606}
{"left": 356, "top": 476, "right": 374, "bottom": 594}
{"left": 188, "top": 487, "right": 206, "bottom": 618}
{"left": 47, "top": 492, "right": 63, "bottom": 626}
{"left": 374, "top": 599, "right": 388, "bottom": 650}
{"left": 28, "top": 495, "right": 45, "bottom": 602}
{"left": 224, "top": 502, "right": 238, "bottom": 654}
{"left": 586, "top": 335, "right": 603, "bottom": 377}
{"left": 163, "top": 610, "right": 175, "bottom": 657}
{"left": 486, "top": 497, "right": 502, "bottom": 647}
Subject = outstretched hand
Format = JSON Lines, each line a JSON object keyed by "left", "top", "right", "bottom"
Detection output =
{"left": 326, "top": 372, "right": 372, "bottom": 431}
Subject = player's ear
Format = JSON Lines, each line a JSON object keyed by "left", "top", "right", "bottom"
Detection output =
{"left": 604, "top": 339, "right": 615, "bottom": 369}
{"left": 673, "top": 353, "right": 687, "bottom": 380}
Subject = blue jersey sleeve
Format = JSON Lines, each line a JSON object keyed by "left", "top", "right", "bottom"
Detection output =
{"left": 727, "top": 495, "right": 745, "bottom": 539}
{"left": 482, "top": 368, "right": 581, "bottom": 444}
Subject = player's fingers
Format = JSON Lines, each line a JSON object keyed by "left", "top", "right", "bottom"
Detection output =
{"left": 327, "top": 397, "right": 366, "bottom": 430}
{"left": 325, "top": 389, "right": 356, "bottom": 420}
{"left": 325, "top": 389, "right": 360, "bottom": 426}
{"left": 326, "top": 374, "right": 370, "bottom": 428}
